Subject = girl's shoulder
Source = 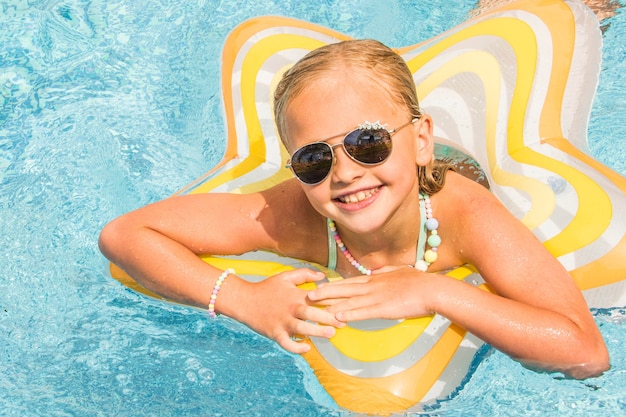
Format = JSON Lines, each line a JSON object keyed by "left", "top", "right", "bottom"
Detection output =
{"left": 436, "top": 170, "right": 497, "bottom": 211}
{"left": 260, "top": 179, "right": 329, "bottom": 261}
{"left": 434, "top": 171, "right": 509, "bottom": 239}
{"left": 435, "top": 171, "right": 540, "bottom": 266}
{"left": 261, "top": 178, "right": 320, "bottom": 219}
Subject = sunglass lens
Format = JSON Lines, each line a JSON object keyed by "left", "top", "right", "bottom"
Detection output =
{"left": 344, "top": 129, "right": 392, "bottom": 164}
{"left": 290, "top": 143, "right": 333, "bottom": 184}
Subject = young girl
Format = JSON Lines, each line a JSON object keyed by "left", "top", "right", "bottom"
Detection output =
{"left": 99, "top": 39, "right": 609, "bottom": 379}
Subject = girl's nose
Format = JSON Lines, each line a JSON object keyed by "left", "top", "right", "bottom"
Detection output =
{"left": 330, "top": 145, "right": 366, "bottom": 184}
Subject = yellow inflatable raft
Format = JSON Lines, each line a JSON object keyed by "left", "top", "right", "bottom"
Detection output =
{"left": 112, "top": 0, "right": 626, "bottom": 413}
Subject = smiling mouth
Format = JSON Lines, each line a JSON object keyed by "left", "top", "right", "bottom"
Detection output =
{"left": 336, "top": 187, "right": 381, "bottom": 204}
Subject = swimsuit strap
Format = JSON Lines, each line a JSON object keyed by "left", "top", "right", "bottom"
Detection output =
{"left": 327, "top": 218, "right": 338, "bottom": 270}
{"left": 416, "top": 193, "right": 428, "bottom": 266}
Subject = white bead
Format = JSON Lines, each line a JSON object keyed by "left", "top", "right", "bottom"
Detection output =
{"left": 415, "top": 260, "right": 428, "bottom": 272}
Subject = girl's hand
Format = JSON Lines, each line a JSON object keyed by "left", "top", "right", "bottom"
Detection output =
{"left": 307, "top": 266, "right": 434, "bottom": 322}
{"left": 233, "top": 268, "right": 346, "bottom": 354}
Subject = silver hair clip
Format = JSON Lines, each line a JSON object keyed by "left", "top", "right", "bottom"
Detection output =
{"left": 358, "top": 120, "right": 388, "bottom": 130}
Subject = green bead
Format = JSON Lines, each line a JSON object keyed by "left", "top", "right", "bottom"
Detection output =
{"left": 427, "top": 234, "right": 441, "bottom": 247}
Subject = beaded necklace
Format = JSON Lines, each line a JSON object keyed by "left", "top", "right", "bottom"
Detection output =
{"left": 328, "top": 193, "right": 440, "bottom": 275}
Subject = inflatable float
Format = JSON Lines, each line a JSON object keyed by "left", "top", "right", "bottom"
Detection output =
{"left": 111, "top": 0, "right": 626, "bottom": 413}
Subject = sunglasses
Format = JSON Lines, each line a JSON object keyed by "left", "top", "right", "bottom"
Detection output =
{"left": 286, "top": 118, "right": 419, "bottom": 184}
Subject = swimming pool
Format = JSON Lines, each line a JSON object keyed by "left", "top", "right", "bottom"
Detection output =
{"left": 1, "top": 0, "right": 624, "bottom": 416}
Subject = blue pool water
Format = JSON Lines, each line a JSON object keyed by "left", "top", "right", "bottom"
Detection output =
{"left": 1, "top": 1, "right": 625, "bottom": 416}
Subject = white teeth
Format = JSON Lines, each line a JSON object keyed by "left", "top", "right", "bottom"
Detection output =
{"left": 339, "top": 188, "right": 377, "bottom": 203}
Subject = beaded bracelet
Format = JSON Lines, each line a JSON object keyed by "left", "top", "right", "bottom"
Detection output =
{"left": 208, "top": 268, "right": 235, "bottom": 318}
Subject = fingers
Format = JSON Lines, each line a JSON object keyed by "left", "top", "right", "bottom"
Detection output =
{"left": 256, "top": 269, "right": 357, "bottom": 354}
{"left": 334, "top": 306, "right": 382, "bottom": 322}
{"left": 324, "top": 295, "right": 375, "bottom": 317}
{"left": 307, "top": 279, "right": 370, "bottom": 302}
{"left": 314, "top": 284, "right": 397, "bottom": 321}
{"left": 298, "top": 304, "right": 346, "bottom": 329}
{"left": 281, "top": 268, "right": 326, "bottom": 287}
{"left": 316, "top": 275, "right": 371, "bottom": 287}
{"left": 275, "top": 317, "right": 339, "bottom": 354}
{"left": 275, "top": 333, "right": 311, "bottom": 354}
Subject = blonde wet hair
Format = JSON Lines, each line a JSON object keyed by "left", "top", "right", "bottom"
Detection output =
{"left": 273, "top": 39, "right": 451, "bottom": 195}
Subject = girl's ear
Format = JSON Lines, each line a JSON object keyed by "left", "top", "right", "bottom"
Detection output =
{"left": 414, "top": 114, "right": 435, "bottom": 165}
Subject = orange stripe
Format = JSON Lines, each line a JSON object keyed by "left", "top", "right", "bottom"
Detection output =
{"left": 303, "top": 324, "right": 468, "bottom": 414}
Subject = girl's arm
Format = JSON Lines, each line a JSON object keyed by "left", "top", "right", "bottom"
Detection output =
{"left": 442, "top": 175, "right": 609, "bottom": 377}
{"left": 309, "top": 175, "right": 609, "bottom": 377}
{"left": 99, "top": 182, "right": 342, "bottom": 353}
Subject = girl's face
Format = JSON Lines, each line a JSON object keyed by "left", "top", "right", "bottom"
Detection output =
{"left": 284, "top": 73, "right": 434, "bottom": 235}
